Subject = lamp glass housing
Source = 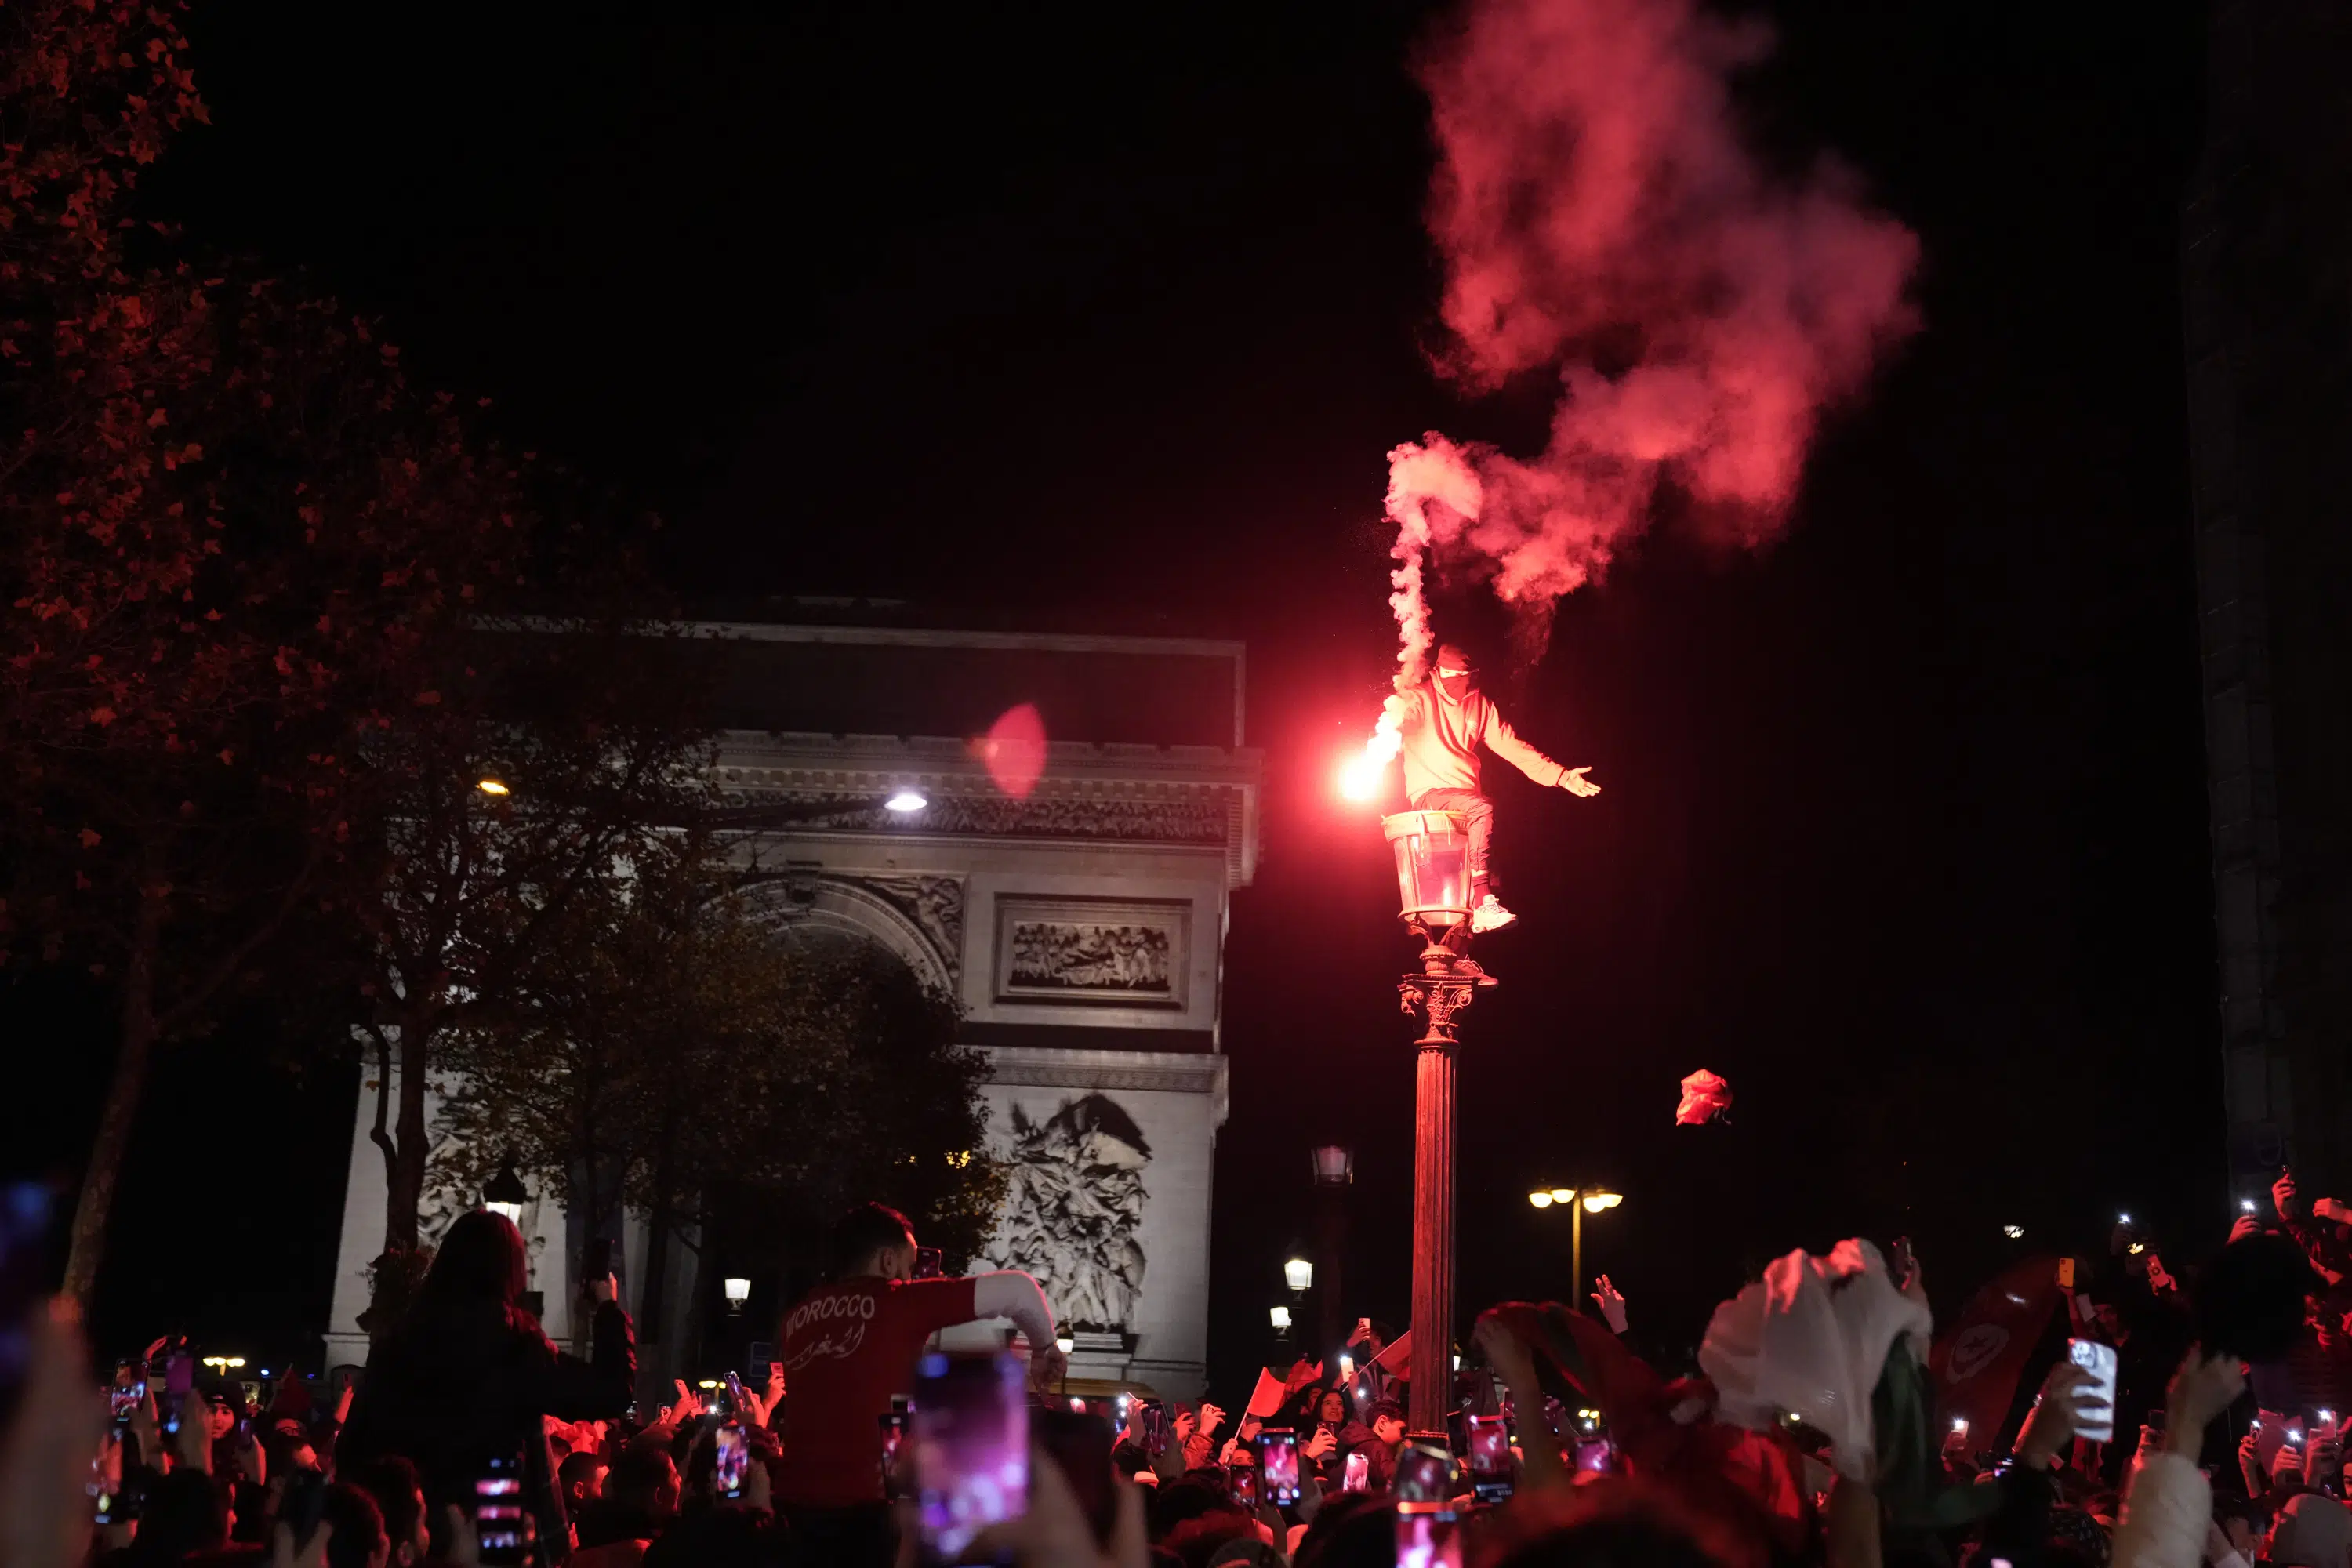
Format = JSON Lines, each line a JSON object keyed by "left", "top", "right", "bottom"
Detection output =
{"left": 1269, "top": 1305, "right": 1293, "bottom": 1330}
{"left": 1581, "top": 1191, "right": 1622, "bottom": 1213}
{"left": 484, "top": 1200, "right": 523, "bottom": 1225}
{"left": 1283, "top": 1257, "right": 1313, "bottom": 1292}
{"left": 724, "top": 1276, "right": 751, "bottom": 1304}
{"left": 1381, "top": 810, "right": 1473, "bottom": 926}
{"left": 1311, "top": 1144, "right": 1355, "bottom": 1185}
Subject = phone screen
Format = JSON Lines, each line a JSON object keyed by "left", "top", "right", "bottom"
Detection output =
{"left": 474, "top": 1452, "right": 528, "bottom": 1565}
{"left": 1257, "top": 1428, "right": 1301, "bottom": 1508}
{"left": 1465, "top": 1414, "right": 1513, "bottom": 1502}
{"left": 2067, "top": 1339, "right": 2119, "bottom": 1443}
{"left": 912, "top": 1352, "right": 1029, "bottom": 1559}
{"left": 1343, "top": 1449, "right": 1371, "bottom": 1492}
{"left": 1138, "top": 1399, "right": 1170, "bottom": 1454}
{"left": 914, "top": 1246, "right": 945, "bottom": 1279}
{"left": 1396, "top": 1502, "right": 1465, "bottom": 1568}
{"left": 1226, "top": 1463, "right": 1258, "bottom": 1509}
{"left": 878, "top": 1410, "right": 910, "bottom": 1501}
{"left": 1574, "top": 1437, "right": 1617, "bottom": 1473}
{"left": 715, "top": 1421, "right": 749, "bottom": 1499}
{"left": 724, "top": 1372, "right": 746, "bottom": 1417}
{"left": 159, "top": 1352, "right": 195, "bottom": 1437}
{"left": 110, "top": 1377, "right": 145, "bottom": 1427}
{"left": 1392, "top": 1441, "right": 1454, "bottom": 1504}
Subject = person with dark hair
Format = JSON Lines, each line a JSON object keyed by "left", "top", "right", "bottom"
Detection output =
{"left": 575, "top": 1442, "right": 681, "bottom": 1563}
{"left": 559, "top": 1449, "right": 609, "bottom": 1514}
{"left": 347, "top": 1454, "right": 432, "bottom": 1568}
{"left": 771, "top": 1200, "right": 1063, "bottom": 1565}
{"left": 322, "top": 1480, "right": 391, "bottom": 1568}
{"left": 340, "top": 1209, "right": 635, "bottom": 1562}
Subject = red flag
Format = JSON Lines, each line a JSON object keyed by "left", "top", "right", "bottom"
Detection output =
{"left": 1244, "top": 1369, "right": 1287, "bottom": 1419}
{"left": 1371, "top": 1330, "right": 1412, "bottom": 1376}
{"left": 1929, "top": 1255, "right": 2063, "bottom": 1444}
{"left": 1675, "top": 1069, "right": 1733, "bottom": 1127}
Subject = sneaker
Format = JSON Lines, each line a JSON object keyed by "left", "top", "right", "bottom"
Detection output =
{"left": 1471, "top": 895, "right": 1516, "bottom": 933}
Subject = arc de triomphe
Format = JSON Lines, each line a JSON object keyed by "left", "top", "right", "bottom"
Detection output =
{"left": 320, "top": 621, "right": 1260, "bottom": 1398}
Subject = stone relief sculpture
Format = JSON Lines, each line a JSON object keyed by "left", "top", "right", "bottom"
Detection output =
{"left": 982, "top": 1094, "right": 1151, "bottom": 1328}
{"left": 1008, "top": 922, "right": 1172, "bottom": 993}
{"left": 858, "top": 873, "right": 966, "bottom": 984}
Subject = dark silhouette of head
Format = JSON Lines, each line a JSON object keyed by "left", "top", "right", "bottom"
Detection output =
{"left": 420, "top": 1210, "right": 530, "bottom": 1312}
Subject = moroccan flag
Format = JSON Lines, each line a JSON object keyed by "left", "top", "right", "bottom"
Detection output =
{"left": 1372, "top": 1330, "right": 1412, "bottom": 1377}
{"left": 1929, "top": 1256, "right": 2063, "bottom": 1445}
{"left": 1244, "top": 1369, "right": 1288, "bottom": 1419}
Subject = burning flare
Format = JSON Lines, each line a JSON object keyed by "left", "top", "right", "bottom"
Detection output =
{"left": 1349, "top": 0, "right": 1918, "bottom": 793}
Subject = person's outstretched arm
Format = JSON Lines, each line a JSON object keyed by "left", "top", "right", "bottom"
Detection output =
{"left": 1475, "top": 702, "right": 1570, "bottom": 787}
{"left": 2112, "top": 1348, "right": 2245, "bottom": 1568}
{"left": 528, "top": 1280, "right": 636, "bottom": 1422}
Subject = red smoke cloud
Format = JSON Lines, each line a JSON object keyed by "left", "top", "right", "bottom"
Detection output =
{"left": 1384, "top": 0, "right": 1919, "bottom": 674}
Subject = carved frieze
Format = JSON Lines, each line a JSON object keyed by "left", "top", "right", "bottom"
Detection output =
{"left": 714, "top": 787, "right": 1233, "bottom": 847}
{"left": 851, "top": 873, "right": 966, "bottom": 984}
{"left": 993, "top": 897, "right": 1190, "bottom": 1008}
{"left": 977, "top": 1093, "right": 1152, "bottom": 1330}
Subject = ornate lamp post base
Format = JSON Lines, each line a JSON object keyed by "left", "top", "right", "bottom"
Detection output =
{"left": 1397, "top": 921, "right": 1496, "bottom": 1439}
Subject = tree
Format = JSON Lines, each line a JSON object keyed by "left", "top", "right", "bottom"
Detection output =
{"left": 1, "top": 2, "right": 532, "bottom": 1301}
{"left": 433, "top": 827, "right": 1005, "bottom": 1337}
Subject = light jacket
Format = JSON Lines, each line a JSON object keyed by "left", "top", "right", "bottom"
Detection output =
{"left": 1386, "top": 682, "right": 1567, "bottom": 799}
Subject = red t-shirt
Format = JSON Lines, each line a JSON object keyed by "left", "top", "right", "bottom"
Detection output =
{"left": 774, "top": 1275, "right": 978, "bottom": 1509}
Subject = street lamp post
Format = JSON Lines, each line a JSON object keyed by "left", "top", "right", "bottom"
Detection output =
{"left": 1383, "top": 809, "right": 1494, "bottom": 1439}
{"left": 1529, "top": 1187, "right": 1623, "bottom": 1304}
{"left": 1310, "top": 1145, "right": 1353, "bottom": 1359}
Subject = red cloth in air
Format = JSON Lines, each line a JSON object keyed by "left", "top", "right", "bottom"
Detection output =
{"left": 771, "top": 1276, "right": 977, "bottom": 1508}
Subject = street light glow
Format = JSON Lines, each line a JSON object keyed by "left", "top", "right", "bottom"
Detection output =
{"left": 885, "top": 789, "right": 927, "bottom": 813}
{"left": 476, "top": 778, "right": 510, "bottom": 797}
{"left": 1528, "top": 1191, "right": 1554, "bottom": 1209}
{"left": 1269, "top": 1305, "right": 1292, "bottom": 1330}
{"left": 1581, "top": 1189, "right": 1622, "bottom": 1213}
{"left": 724, "top": 1277, "right": 750, "bottom": 1304}
{"left": 2003, "top": 1225, "right": 2024, "bottom": 1239}
{"left": 1284, "top": 1257, "right": 1313, "bottom": 1292}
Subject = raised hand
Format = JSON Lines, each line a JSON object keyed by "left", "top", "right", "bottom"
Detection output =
{"left": 1197, "top": 1402, "right": 1225, "bottom": 1439}
{"left": 1027, "top": 1344, "right": 1068, "bottom": 1398}
{"left": 2230, "top": 1213, "right": 2264, "bottom": 1244}
{"left": 670, "top": 1380, "right": 704, "bottom": 1421}
{"left": 2165, "top": 1346, "right": 2247, "bottom": 1454}
{"left": 764, "top": 1362, "right": 786, "bottom": 1412}
{"left": 1302, "top": 1427, "right": 1338, "bottom": 1462}
{"left": 1590, "top": 1274, "right": 1628, "bottom": 1334}
{"left": 2275, "top": 1167, "right": 2300, "bottom": 1221}
{"left": 1562, "top": 768, "right": 1602, "bottom": 798}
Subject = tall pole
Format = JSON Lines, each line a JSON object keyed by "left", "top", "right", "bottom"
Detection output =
{"left": 1571, "top": 1200, "right": 1583, "bottom": 1310}
{"left": 1315, "top": 1185, "right": 1347, "bottom": 1361}
{"left": 1397, "top": 926, "right": 1490, "bottom": 1439}
{"left": 1409, "top": 1034, "right": 1455, "bottom": 1436}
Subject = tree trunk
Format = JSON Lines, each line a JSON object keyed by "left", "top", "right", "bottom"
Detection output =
{"left": 60, "top": 873, "right": 166, "bottom": 1307}
{"left": 383, "top": 1014, "right": 432, "bottom": 1255}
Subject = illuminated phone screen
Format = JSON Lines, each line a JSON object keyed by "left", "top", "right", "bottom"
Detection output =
{"left": 913, "top": 1352, "right": 1028, "bottom": 1559}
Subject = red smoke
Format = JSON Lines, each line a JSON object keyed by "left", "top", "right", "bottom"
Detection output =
{"left": 1384, "top": 0, "right": 1918, "bottom": 671}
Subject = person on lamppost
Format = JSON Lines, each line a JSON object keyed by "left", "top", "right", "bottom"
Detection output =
{"left": 1383, "top": 641, "right": 1600, "bottom": 932}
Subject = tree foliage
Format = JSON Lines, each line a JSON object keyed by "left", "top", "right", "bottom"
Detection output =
{"left": 434, "top": 830, "right": 1006, "bottom": 1299}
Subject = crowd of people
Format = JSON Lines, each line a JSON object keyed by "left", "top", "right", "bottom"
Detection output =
{"left": 13, "top": 1178, "right": 2352, "bottom": 1568}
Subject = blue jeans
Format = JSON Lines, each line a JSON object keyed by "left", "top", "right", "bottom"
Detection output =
{"left": 1411, "top": 788, "right": 1494, "bottom": 902}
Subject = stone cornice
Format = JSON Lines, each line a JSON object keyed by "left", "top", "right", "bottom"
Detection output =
{"left": 977, "top": 1046, "right": 1229, "bottom": 1123}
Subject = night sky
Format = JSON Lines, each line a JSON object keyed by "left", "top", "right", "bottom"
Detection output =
{"left": 20, "top": 0, "right": 2220, "bottom": 1385}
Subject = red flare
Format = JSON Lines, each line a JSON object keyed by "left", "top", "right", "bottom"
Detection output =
{"left": 977, "top": 702, "right": 1047, "bottom": 799}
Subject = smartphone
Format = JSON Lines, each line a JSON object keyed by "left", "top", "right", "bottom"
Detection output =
{"left": 913, "top": 1246, "right": 945, "bottom": 1280}
{"left": 89, "top": 1428, "right": 129, "bottom": 1524}
{"left": 1573, "top": 1437, "right": 1616, "bottom": 1473}
{"left": 0, "top": 1184, "right": 52, "bottom": 1431}
{"left": 2067, "top": 1339, "right": 2119, "bottom": 1443}
{"left": 158, "top": 1351, "right": 195, "bottom": 1438}
{"left": 715, "top": 1421, "right": 749, "bottom": 1500}
{"left": 879, "top": 1410, "right": 911, "bottom": 1502}
{"left": 1393, "top": 1441, "right": 1455, "bottom": 1504}
{"left": 1257, "top": 1428, "right": 1301, "bottom": 1508}
{"left": 1444, "top": 1407, "right": 1471, "bottom": 1457}
{"left": 110, "top": 1373, "right": 146, "bottom": 1428}
{"left": 1890, "top": 1235, "right": 1915, "bottom": 1283}
{"left": 912, "top": 1351, "right": 1029, "bottom": 1560}
{"left": 724, "top": 1371, "right": 746, "bottom": 1417}
{"left": 1138, "top": 1399, "right": 1170, "bottom": 1454}
{"left": 473, "top": 1451, "right": 528, "bottom": 1565}
{"left": 1465, "top": 1413, "right": 1513, "bottom": 1503}
{"left": 1036, "top": 1408, "right": 1118, "bottom": 1548}
{"left": 2319, "top": 1410, "right": 2339, "bottom": 1446}
{"left": 1396, "top": 1501, "right": 1465, "bottom": 1568}
{"left": 2288, "top": 1421, "right": 2307, "bottom": 1449}
{"left": 1226, "top": 1462, "right": 1258, "bottom": 1509}
{"left": 1343, "top": 1449, "right": 1371, "bottom": 1492}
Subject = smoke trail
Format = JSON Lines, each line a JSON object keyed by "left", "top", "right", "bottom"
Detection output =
{"left": 1381, "top": 0, "right": 1920, "bottom": 677}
